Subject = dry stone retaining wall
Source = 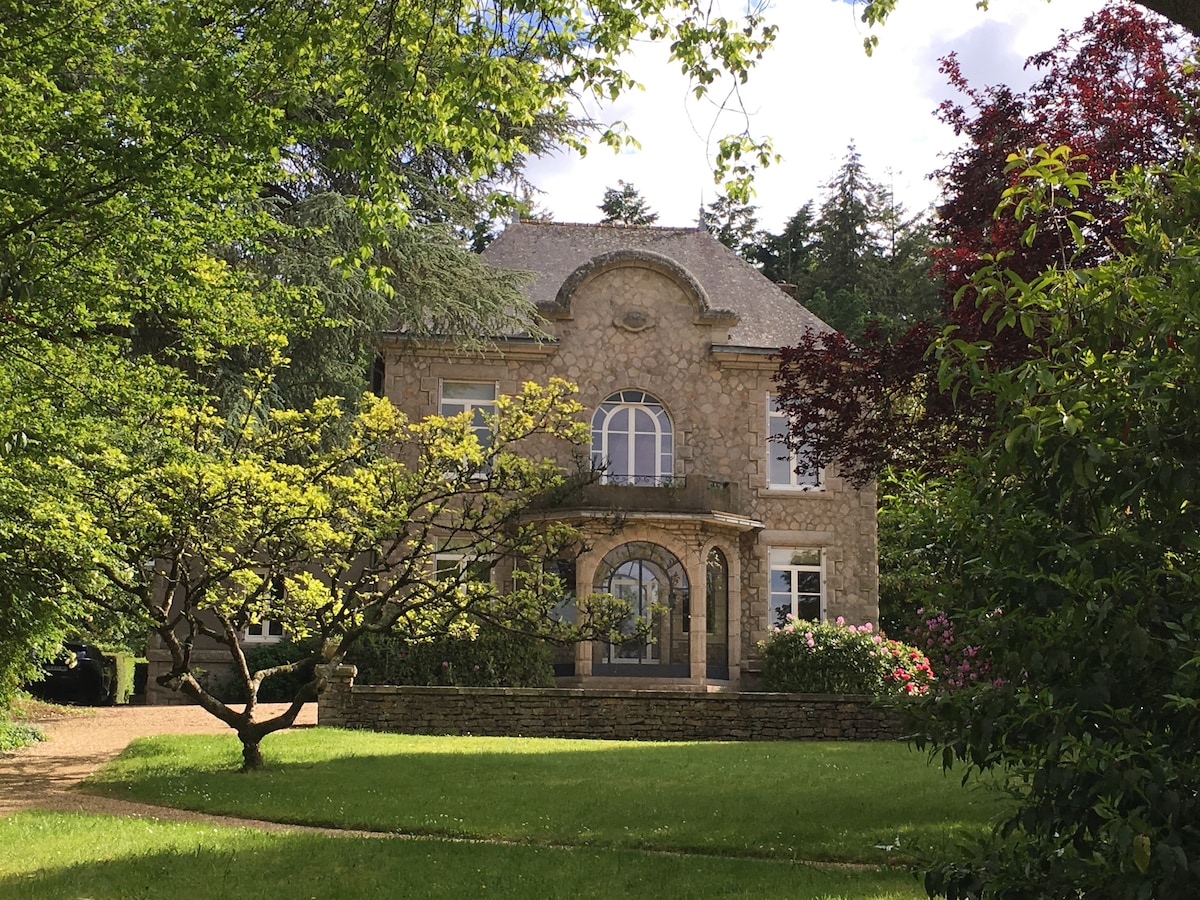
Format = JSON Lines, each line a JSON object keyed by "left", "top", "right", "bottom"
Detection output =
{"left": 317, "top": 668, "right": 907, "bottom": 742}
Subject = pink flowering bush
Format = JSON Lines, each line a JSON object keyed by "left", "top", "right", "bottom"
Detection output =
{"left": 759, "top": 616, "right": 934, "bottom": 696}
{"left": 905, "top": 608, "right": 992, "bottom": 692}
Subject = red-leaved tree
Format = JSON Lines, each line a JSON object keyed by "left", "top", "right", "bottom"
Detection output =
{"left": 775, "top": 2, "right": 1200, "bottom": 485}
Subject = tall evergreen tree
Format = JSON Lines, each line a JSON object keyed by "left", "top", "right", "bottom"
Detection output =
{"left": 759, "top": 203, "right": 820, "bottom": 290}
{"left": 599, "top": 181, "right": 659, "bottom": 225}
{"left": 700, "top": 194, "right": 764, "bottom": 263}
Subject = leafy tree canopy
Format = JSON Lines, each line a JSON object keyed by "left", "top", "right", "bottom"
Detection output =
{"left": 759, "top": 147, "right": 939, "bottom": 339}
{"left": 917, "top": 141, "right": 1200, "bottom": 900}
{"left": 599, "top": 180, "right": 661, "bottom": 225}
{"left": 775, "top": 5, "right": 1200, "bottom": 483}
{"left": 0, "top": 0, "right": 780, "bottom": 708}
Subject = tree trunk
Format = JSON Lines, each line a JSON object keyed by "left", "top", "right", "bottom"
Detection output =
{"left": 240, "top": 736, "right": 264, "bottom": 771}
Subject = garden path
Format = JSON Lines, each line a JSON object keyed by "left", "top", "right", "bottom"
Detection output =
{"left": 0, "top": 703, "right": 322, "bottom": 830}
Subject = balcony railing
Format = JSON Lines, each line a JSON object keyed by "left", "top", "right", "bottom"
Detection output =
{"left": 576, "top": 476, "right": 742, "bottom": 516}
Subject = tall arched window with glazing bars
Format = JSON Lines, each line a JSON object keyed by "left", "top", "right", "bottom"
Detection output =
{"left": 590, "top": 390, "right": 673, "bottom": 486}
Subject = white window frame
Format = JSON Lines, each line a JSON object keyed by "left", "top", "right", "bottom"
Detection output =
{"left": 439, "top": 380, "right": 498, "bottom": 449}
{"left": 767, "top": 547, "right": 825, "bottom": 627}
{"left": 243, "top": 619, "right": 286, "bottom": 644}
{"left": 591, "top": 389, "right": 674, "bottom": 486}
{"left": 766, "top": 394, "right": 823, "bottom": 491}
{"left": 432, "top": 550, "right": 493, "bottom": 586}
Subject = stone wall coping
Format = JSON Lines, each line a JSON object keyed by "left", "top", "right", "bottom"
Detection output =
{"left": 343, "top": 684, "right": 885, "bottom": 705}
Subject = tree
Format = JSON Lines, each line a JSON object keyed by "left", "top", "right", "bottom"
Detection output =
{"left": 79, "top": 379, "right": 632, "bottom": 769}
{"left": 700, "top": 194, "right": 764, "bottom": 263}
{"left": 759, "top": 202, "right": 820, "bottom": 289}
{"left": 914, "top": 146, "right": 1200, "bottom": 900}
{"left": 856, "top": 0, "right": 1200, "bottom": 50}
{"left": 758, "top": 149, "right": 939, "bottom": 339}
{"left": 0, "top": 0, "right": 780, "bottom": 711}
{"left": 775, "top": 5, "right": 1200, "bottom": 483}
{"left": 599, "top": 181, "right": 660, "bottom": 225}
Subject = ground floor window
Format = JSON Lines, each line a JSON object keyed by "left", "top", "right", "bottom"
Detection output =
{"left": 592, "top": 541, "right": 689, "bottom": 673}
{"left": 768, "top": 548, "right": 823, "bottom": 627}
{"left": 244, "top": 619, "right": 285, "bottom": 643}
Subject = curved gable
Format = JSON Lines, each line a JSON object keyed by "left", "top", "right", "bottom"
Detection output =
{"left": 549, "top": 249, "right": 736, "bottom": 324}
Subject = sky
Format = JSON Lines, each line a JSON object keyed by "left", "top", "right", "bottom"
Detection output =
{"left": 523, "top": 0, "right": 1110, "bottom": 233}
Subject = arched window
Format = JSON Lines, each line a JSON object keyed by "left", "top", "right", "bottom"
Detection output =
{"left": 591, "top": 390, "right": 673, "bottom": 486}
{"left": 705, "top": 548, "right": 729, "bottom": 678}
{"left": 592, "top": 541, "right": 689, "bottom": 673}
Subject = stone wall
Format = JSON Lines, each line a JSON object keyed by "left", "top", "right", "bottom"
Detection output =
{"left": 317, "top": 666, "right": 907, "bottom": 742}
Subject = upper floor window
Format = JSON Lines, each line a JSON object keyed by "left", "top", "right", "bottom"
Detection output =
{"left": 591, "top": 390, "right": 673, "bottom": 486}
{"left": 440, "top": 380, "right": 497, "bottom": 450}
{"left": 767, "top": 395, "right": 822, "bottom": 491}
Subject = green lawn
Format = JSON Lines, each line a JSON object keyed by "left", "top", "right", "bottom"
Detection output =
{"left": 0, "top": 812, "right": 924, "bottom": 899}
{"left": 0, "top": 731, "right": 1005, "bottom": 899}
{"left": 81, "top": 731, "right": 1002, "bottom": 865}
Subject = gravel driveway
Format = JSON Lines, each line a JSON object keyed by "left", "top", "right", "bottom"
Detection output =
{"left": 0, "top": 703, "right": 317, "bottom": 824}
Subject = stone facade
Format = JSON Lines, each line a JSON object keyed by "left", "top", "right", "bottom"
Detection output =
{"left": 381, "top": 223, "right": 879, "bottom": 690}
{"left": 318, "top": 666, "right": 906, "bottom": 741}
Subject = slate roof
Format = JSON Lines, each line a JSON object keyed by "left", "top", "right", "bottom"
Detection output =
{"left": 482, "top": 221, "right": 834, "bottom": 349}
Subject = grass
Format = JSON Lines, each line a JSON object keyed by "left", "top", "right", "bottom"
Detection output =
{"left": 0, "top": 811, "right": 926, "bottom": 900}
{"left": 81, "top": 731, "right": 1003, "bottom": 865}
{"left": 1, "top": 731, "right": 1004, "bottom": 898}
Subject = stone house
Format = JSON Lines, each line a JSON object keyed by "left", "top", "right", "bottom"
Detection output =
{"left": 380, "top": 221, "right": 878, "bottom": 690}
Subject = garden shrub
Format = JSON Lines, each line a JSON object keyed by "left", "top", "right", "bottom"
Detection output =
{"left": 345, "top": 624, "right": 554, "bottom": 688}
{"left": 905, "top": 607, "right": 992, "bottom": 693}
{"left": 242, "top": 638, "right": 321, "bottom": 702}
{"left": 759, "top": 616, "right": 934, "bottom": 697}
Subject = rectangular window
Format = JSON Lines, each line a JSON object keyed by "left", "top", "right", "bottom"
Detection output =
{"left": 768, "top": 548, "right": 823, "bottom": 628}
{"left": 767, "top": 395, "right": 822, "bottom": 490}
{"left": 244, "top": 619, "right": 285, "bottom": 644}
{"left": 432, "top": 551, "right": 493, "bottom": 586}
{"left": 440, "top": 380, "right": 498, "bottom": 451}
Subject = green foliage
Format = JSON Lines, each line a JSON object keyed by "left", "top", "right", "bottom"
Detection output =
{"left": 759, "top": 617, "right": 933, "bottom": 697}
{"left": 241, "top": 640, "right": 321, "bottom": 704}
{"left": 345, "top": 626, "right": 554, "bottom": 688}
{"left": 757, "top": 149, "right": 939, "bottom": 338}
{"left": 910, "top": 149, "right": 1200, "bottom": 897}
{"left": 0, "top": 0, "right": 782, "bottom": 746}
{"left": 0, "top": 720, "right": 45, "bottom": 753}
{"left": 877, "top": 469, "right": 967, "bottom": 636}
{"left": 598, "top": 180, "right": 659, "bottom": 225}
{"left": 700, "top": 193, "right": 765, "bottom": 262}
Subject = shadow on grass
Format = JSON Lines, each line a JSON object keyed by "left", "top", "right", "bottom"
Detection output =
{"left": 0, "top": 812, "right": 925, "bottom": 900}
{"left": 82, "top": 732, "right": 1004, "bottom": 866}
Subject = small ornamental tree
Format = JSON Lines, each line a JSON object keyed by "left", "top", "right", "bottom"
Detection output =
{"left": 81, "top": 378, "right": 633, "bottom": 769}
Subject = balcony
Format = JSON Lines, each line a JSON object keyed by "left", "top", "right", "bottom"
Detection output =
{"left": 576, "top": 476, "right": 743, "bottom": 516}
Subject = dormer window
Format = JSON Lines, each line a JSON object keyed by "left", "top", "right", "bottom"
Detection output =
{"left": 591, "top": 390, "right": 673, "bottom": 486}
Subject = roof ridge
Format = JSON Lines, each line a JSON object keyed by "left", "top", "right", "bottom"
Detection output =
{"left": 515, "top": 219, "right": 703, "bottom": 233}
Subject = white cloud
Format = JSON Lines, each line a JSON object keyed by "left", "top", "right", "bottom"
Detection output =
{"left": 522, "top": 0, "right": 1108, "bottom": 232}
